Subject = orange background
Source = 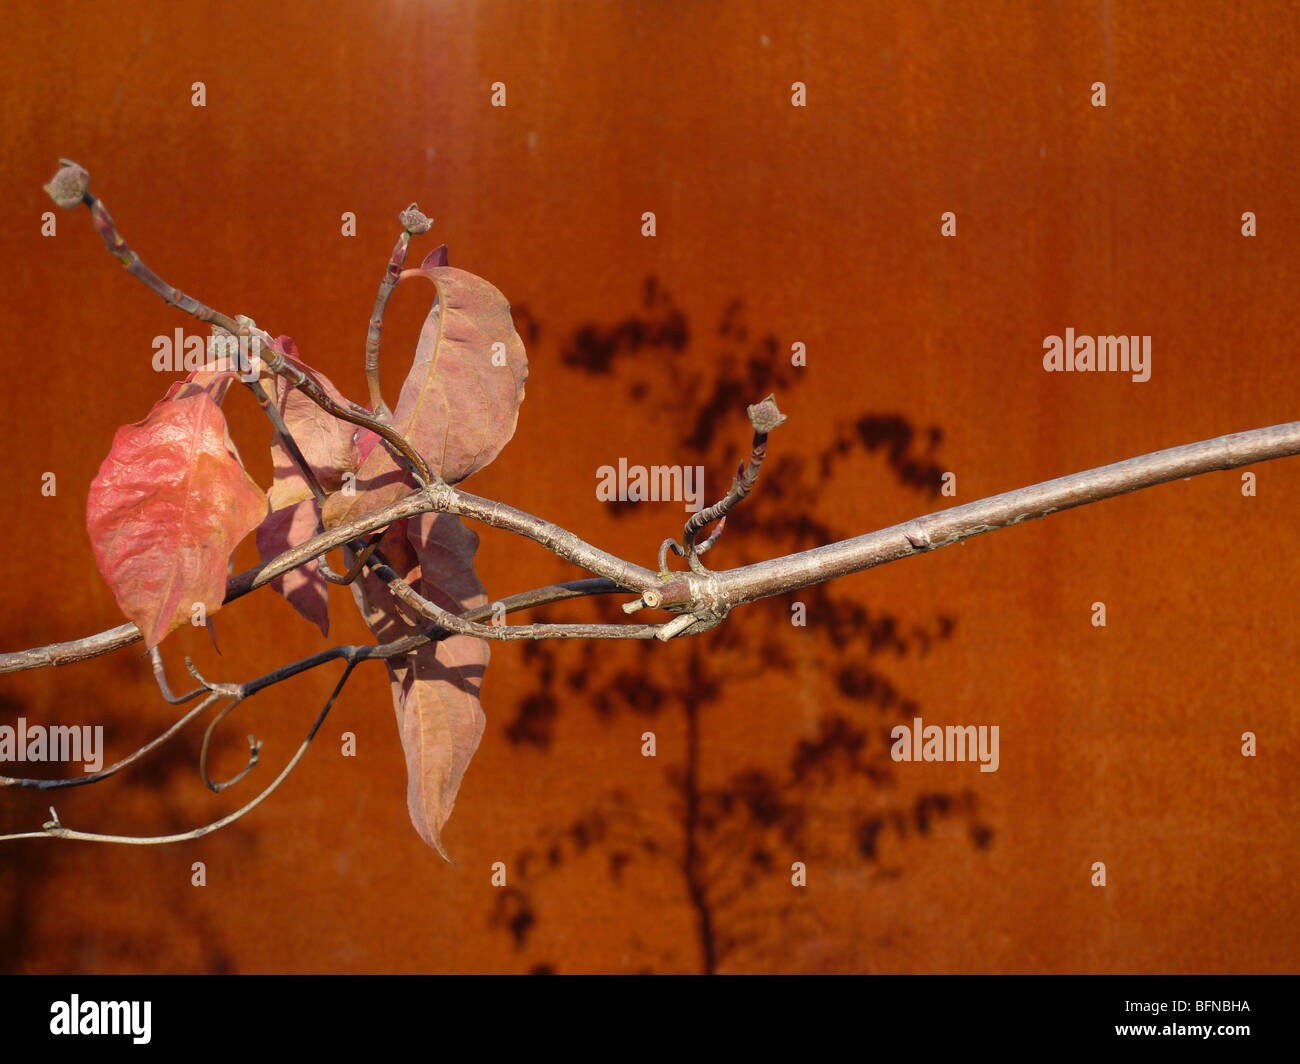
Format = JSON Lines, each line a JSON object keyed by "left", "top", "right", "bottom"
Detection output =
{"left": 1, "top": 0, "right": 1298, "bottom": 973}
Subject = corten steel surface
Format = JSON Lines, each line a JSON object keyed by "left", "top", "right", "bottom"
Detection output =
{"left": 0, "top": 1, "right": 1297, "bottom": 973}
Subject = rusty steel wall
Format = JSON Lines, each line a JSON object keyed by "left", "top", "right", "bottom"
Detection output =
{"left": 0, "top": 0, "right": 1296, "bottom": 973}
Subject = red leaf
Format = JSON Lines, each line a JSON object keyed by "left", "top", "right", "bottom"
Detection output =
{"left": 323, "top": 267, "right": 527, "bottom": 529}
{"left": 349, "top": 513, "right": 489, "bottom": 859}
{"left": 86, "top": 391, "right": 268, "bottom": 648}
{"left": 255, "top": 498, "right": 330, "bottom": 636}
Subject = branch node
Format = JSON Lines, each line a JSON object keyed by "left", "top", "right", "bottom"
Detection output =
{"left": 905, "top": 522, "right": 933, "bottom": 550}
{"left": 185, "top": 657, "right": 242, "bottom": 698}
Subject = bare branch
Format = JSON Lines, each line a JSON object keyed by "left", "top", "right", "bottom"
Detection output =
{"left": 8, "top": 418, "right": 1300, "bottom": 671}
{"left": 444, "top": 487, "right": 662, "bottom": 589}
{"left": 21, "top": 163, "right": 1300, "bottom": 861}
{"left": 657, "top": 417, "right": 1300, "bottom": 611}
{"left": 0, "top": 692, "right": 222, "bottom": 791}
{"left": 368, "top": 552, "right": 667, "bottom": 642}
{"left": 1, "top": 622, "right": 141, "bottom": 674}
{"left": 0, "top": 663, "right": 354, "bottom": 845}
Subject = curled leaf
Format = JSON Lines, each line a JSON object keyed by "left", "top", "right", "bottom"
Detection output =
{"left": 86, "top": 391, "right": 268, "bottom": 648}
{"left": 324, "top": 267, "right": 527, "bottom": 529}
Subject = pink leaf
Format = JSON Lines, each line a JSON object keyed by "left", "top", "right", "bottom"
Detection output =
{"left": 255, "top": 498, "right": 330, "bottom": 636}
{"left": 353, "top": 426, "right": 381, "bottom": 468}
{"left": 420, "top": 245, "right": 448, "bottom": 269}
{"left": 267, "top": 336, "right": 359, "bottom": 510}
{"left": 394, "top": 627, "right": 487, "bottom": 861}
{"left": 86, "top": 391, "right": 268, "bottom": 648}
{"left": 323, "top": 267, "right": 527, "bottom": 529}
{"left": 349, "top": 513, "right": 489, "bottom": 858}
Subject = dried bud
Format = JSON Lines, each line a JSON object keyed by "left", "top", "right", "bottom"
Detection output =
{"left": 747, "top": 394, "right": 788, "bottom": 434}
{"left": 399, "top": 203, "right": 433, "bottom": 234}
{"left": 43, "top": 158, "right": 90, "bottom": 209}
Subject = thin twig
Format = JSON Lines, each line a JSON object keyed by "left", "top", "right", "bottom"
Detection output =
{"left": 0, "top": 664, "right": 354, "bottom": 844}
{"left": 4, "top": 579, "right": 646, "bottom": 798}
{"left": 365, "top": 204, "right": 432, "bottom": 418}
{"left": 0, "top": 692, "right": 220, "bottom": 790}
{"left": 444, "top": 486, "right": 662, "bottom": 589}
{"left": 369, "top": 553, "right": 665, "bottom": 642}
{"left": 663, "top": 394, "right": 786, "bottom": 576}
{"left": 148, "top": 646, "right": 207, "bottom": 704}
{"left": 198, "top": 698, "right": 258, "bottom": 793}
{"left": 659, "top": 516, "right": 727, "bottom": 573}
{"left": 79, "top": 182, "right": 330, "bottom": 503}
